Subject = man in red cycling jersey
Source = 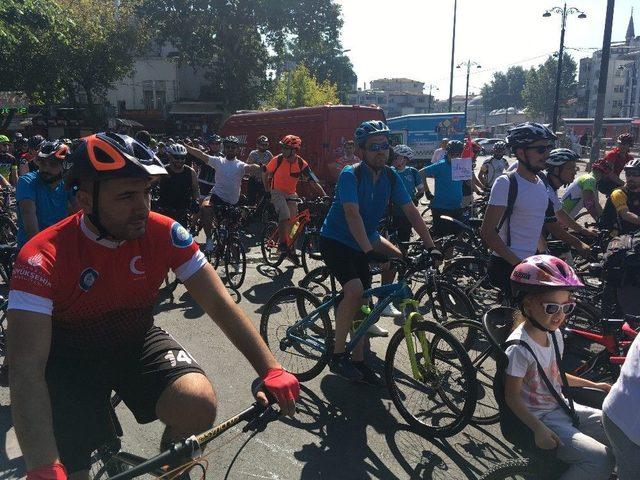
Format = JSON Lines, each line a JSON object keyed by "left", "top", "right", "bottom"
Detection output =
{"left": 593, "top": 133, "right": 634, "bottom": 196}
{"left": 8, "top": 132, "right": 299, "bottom": 480}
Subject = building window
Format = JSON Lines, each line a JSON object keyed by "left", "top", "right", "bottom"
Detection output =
{"left": 143, "top": 90, "right": 154, "bottom": 110}
{"left": 417, "top": 96, "right": 425, "bottom": 103}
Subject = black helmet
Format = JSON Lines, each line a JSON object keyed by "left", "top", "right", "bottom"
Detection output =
{"left": 624, "top": 158, "right": 640, "bottom": 173}
{"left": 65, "top": 132, "right": 166, "bottom": 241}
{"left": 223, "top": 136, "right": 240, "bottom": 146}
{"left": 28, "top": 135, "right": 45, "bottom": 150}
{"left": 207, "top": 134, "right": 222, "bottom": 144}
{"left": 493, "top": 141, "right": 507, "bottom": 152}
{"left": 65, "top": 132, "right": 166, "bottom": 186}
{"left": 354, "top": 120, "right": 390, "bottom": 147}
{"left": 257, "top": 135, "right": 269, "bottom": 144}
{"left": 546, "top": 148, "right": 580, "bottom": 167}
{"left": 38, "top": 140, "right": 69, "bottom": 161}
{"left": 445, "top": 140, "right": 464, "bottom": 156}
{"left": 618, "top": 133, "right": 634, "bottom": 146}
{"left": 506, "top": 122, "right": 556, "bottom": 149}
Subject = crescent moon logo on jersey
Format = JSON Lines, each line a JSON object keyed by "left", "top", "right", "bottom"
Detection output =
{"left": 129, "top": 256, "right": 145, "bottom": 275}
{"left": 79, "top": 268, "right": 99, "bottom": 292}
{"left": 170, "top": 221, "right": 193, "bottom": 248}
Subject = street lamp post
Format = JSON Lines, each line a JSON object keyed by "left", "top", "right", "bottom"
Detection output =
{"left": 543, "top": 3, "right": 587, "bottom": 132}
{"left": 448, "top": 0, "right": 457, "bottom": 112}
{"left": 457, "top": 60, "right": 481, "bottom": 122}
{"left": 426, "top": 84, "right": 439, "bottom": 113}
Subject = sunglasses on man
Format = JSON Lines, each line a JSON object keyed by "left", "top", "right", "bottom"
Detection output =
{"left": 366, "top": 142, "right": 390, "bottom": 152}
{"left": 523, "top": 144, "right": 554, "bottom": 155}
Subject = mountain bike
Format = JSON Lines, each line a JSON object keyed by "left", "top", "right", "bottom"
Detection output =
{"left": 260, "top": 197, "right": 330, "bottom": 271}
{"left": 260, "top": 253, "right": 477, "bottom": 438}
{"left": 90, "top": 392, "right": 280, "bottom": 479}
{"left": 206, "top": 204, "right": 249, "bottom": 290}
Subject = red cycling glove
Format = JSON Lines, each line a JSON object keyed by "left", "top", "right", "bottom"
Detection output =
{"left": 261, "top": 367, "right": 300, "bottom": 404}
{"left": 27, "top": 463, "right": 67, "bottom": 480}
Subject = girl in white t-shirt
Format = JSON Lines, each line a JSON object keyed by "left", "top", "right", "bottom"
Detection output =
{"left": 505, "top": 255, "right": 614, "bottom": 479}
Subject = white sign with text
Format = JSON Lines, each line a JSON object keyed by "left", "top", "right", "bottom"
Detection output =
{"left": 451, "top": 157, "right": 472, "bottom": 181}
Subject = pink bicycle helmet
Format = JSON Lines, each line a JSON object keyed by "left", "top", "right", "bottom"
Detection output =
{"left": 510, "top": 254, "right": 583, "bottom": 297}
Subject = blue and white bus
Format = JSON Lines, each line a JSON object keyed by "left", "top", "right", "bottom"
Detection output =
{"left": 387, "top": 113, "right": 466, "bottom": 167}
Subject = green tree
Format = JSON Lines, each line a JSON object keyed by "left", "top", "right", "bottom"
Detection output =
{"left": 481, "top": 66, "right": 526, "bottom": 111}
{"left": 522, "top": 53, "right": 577, "bottom": 121}
{"left": 139, "top": 0, "right": 355, "bottom": 111}
{"left": 264, "top": 64, "right": 339, "bottom": 109}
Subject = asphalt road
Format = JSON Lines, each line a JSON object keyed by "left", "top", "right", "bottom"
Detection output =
{"left": 0, "top": 156, "right": 544, "bottom": 479}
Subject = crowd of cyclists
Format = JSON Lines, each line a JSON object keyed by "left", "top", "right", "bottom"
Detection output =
{"left": 1, "top": 119, "right": 640, "bottom": 479}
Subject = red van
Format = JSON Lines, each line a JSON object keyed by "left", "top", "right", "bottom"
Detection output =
{"left": 219, "top": 105, "right": 385, "bottom": 187}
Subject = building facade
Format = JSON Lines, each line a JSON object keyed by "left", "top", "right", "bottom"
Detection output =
{"left": 347, "top": 78, "right": 436, "bottom": 118}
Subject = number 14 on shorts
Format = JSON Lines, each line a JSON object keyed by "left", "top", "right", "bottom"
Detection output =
{"left": 164, "top": 349, "right": 194, "bottom": 367}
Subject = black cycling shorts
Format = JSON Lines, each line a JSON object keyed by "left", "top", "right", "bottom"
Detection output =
{"left": 319, "top": 236, "right": 372, "bottom": 289}
{"left": 46, "top": 326, "right": 205, "bottom": 473}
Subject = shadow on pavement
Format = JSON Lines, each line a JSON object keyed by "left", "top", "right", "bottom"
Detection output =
{"left": 286, "top": 373, "right": 400, "bottom": 479}
{"left": 0, "top": 403, "right": 24, "bottom": 479}
{"left": 243, "top": 268, "right": 295, "bottom": 313}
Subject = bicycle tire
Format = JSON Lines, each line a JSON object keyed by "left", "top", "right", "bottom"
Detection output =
{"left": 0, "top": 215, "right": 17, "bottom": 245}
{"left": 385, "top": 320, "right": 477, "bottom": 438}
{"left": 224, "top": 238, "right": 246, "bottom": 289}
{"left": 441, "top": 256, "right": 497, "bottom": 312}
{"left": 414, "top": 279, "right": 477, "bottom": 324}
{"left": 478, "top": 458, "right": 540, "bottom": 480}
{"left": 442, "top": 318, "right": 499, "bottom": 425}
{"left": 260, "top": 221, "right": 285, "bottom": 267}
{"left": 260, "top": 287, "right": 333, "bottom": 382}
{"left": 298, "top": 265, "right": 333, "bottom": 299}
{"left": 300, "top": 231, "right": 323, "bottom": 274}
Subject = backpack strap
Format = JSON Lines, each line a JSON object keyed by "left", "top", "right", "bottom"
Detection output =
{"left": 504, "top": 337, "right": 579, "bottom": 427}
{"left": 496, "top": 171, "right": 518, "bottom": 247}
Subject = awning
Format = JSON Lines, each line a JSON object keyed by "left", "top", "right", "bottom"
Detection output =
{"left": 116, "top": 118, "right": 144, "bottom": 128}
{"left": 632, "top": 119, "right": 640, "bottom": 125}
{"left": 169, "top": 102, "right": 223, "bottom": 115}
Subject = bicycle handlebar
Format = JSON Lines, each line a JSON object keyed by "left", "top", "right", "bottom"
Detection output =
{"left": 108, "top": 388, "right": 279, "bottom": 480}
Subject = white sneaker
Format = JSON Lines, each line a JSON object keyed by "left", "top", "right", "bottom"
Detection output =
{"left": 367, "top": 323, "right": 389, "bottom": 337}
{"left": 382, "top": 303, "right": 402, "bottom": 318}
{"left": 204, "top": 238, "right": 215, "bottom": 252}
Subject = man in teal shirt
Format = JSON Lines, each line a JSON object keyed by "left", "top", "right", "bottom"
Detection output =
{"left": 16, "top": 140, "right": 76, "bottom": 248}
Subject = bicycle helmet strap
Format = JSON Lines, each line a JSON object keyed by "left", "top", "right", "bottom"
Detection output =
{"left": 86, "top": 181, "right": 117, "bottom": 241}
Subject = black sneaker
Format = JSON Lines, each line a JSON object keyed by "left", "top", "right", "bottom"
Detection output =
{"left": 0, "top": 365, "right": 8, "bottom": 387}
{"left": 353, "top": 361, "right": 385, "bottom": 387}
{"left": 329, "top": 356, "right": 364, "bottom": 382}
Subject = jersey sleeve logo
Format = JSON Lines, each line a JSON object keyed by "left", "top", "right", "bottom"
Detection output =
{"left": 79, "top": 268, "right": 99, "bottom": 292}
{"left": 170, "top": 221, "right": 193, "bottom": 248}
{"left": 27, "top": 253, "right": 44, "bottom": 267}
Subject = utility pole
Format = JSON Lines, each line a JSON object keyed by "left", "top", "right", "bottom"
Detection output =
{"left": 588, "top": 0, "right": 616, "bottom": 169}
{"left": 448, "top": 0, "right": 457, "bottom": 112}
{"left": 426, "top": 84, "right": 438, "bottom": 113}
{"left": 457, "top": 60, "right": 481, "bottom": 121}
{"left": 543, "top": 3, "right": 587, "bottom": 132}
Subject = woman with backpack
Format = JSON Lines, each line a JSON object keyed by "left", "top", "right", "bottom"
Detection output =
{"left": 505, "top": 255, "right": 614, "bottom": 479}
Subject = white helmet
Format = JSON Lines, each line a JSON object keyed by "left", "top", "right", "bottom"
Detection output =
{"left": 393, "top": 144, "right": 414, "bottom": 160}
{"left": 166, "top": 143, "right": 187, "bottom": 157}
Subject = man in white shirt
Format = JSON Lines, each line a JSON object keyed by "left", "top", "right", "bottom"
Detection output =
{"left": 246, "top": 135, "right": 273, "bottom": 205}
{"left": 185, "top": 136, "right": 262, "bottom": 251}
{"left": 480, "top": 123, "right": 590, "bottom": 297}
{"left": 430, "top": 138, "right": 448, "bottom": 165}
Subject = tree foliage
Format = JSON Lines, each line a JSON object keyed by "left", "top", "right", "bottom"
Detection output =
{"left": 139, "top": 0, "right": 355, "bottom": 112}
{"left": 522, "top": 54, "right": 577, "bottom": 121}
{"left": 264, "top": 64, "right": 339, "bottom": 109}
{"left": 481, "top": 66, "right": 526, "bottom": 111}
{"left": 1, "top": 0, "right": 149, "bottom": 123}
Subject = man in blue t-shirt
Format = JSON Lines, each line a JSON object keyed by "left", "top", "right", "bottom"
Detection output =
{"left": 320, "top": 120, "right": 441, "bottom": 383}
{"left": 16, "top": 140, "right": 76, "bottom": 248}
{"left": 421, "top": 140, "right": 465, "bottom": 237}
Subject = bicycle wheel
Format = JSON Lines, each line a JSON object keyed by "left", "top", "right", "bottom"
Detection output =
{"left": 298, "top": 265, "right": 333, "bottom": 299}
{"left": 442, "top": 318, "right": 499, "bottom": 425}
{"left": 300, "top": 231, "right": 323, "bottom": 274}
{"left": 0, "top": 215, "right": 16, "bottom": 244}
{"left": 442, "top": 256, "right": 498, "bottom": 312}
{"left": 414, "top": 279, "right": 477, "bottom": 325}
{"left": 478, "top": 459, "right": 540, "bottom": 480}
{"left": 0, "top": 300, "right": 7, "bottom": 378}
{"left": 224, "top": 238, "right": 246, "bottom": 289}
{"left": 260, "top": 287, "right": 333, "bottom": 382}
{"left": 385, "top": 320, "right": 477, "bottom": 438}
{"left": 260, "top": 221, "right": 285, "bottom": 267}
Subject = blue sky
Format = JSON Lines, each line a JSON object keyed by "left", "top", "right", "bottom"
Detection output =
{"left": 337, "top": 0, "right": 637, "bottom": 99}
